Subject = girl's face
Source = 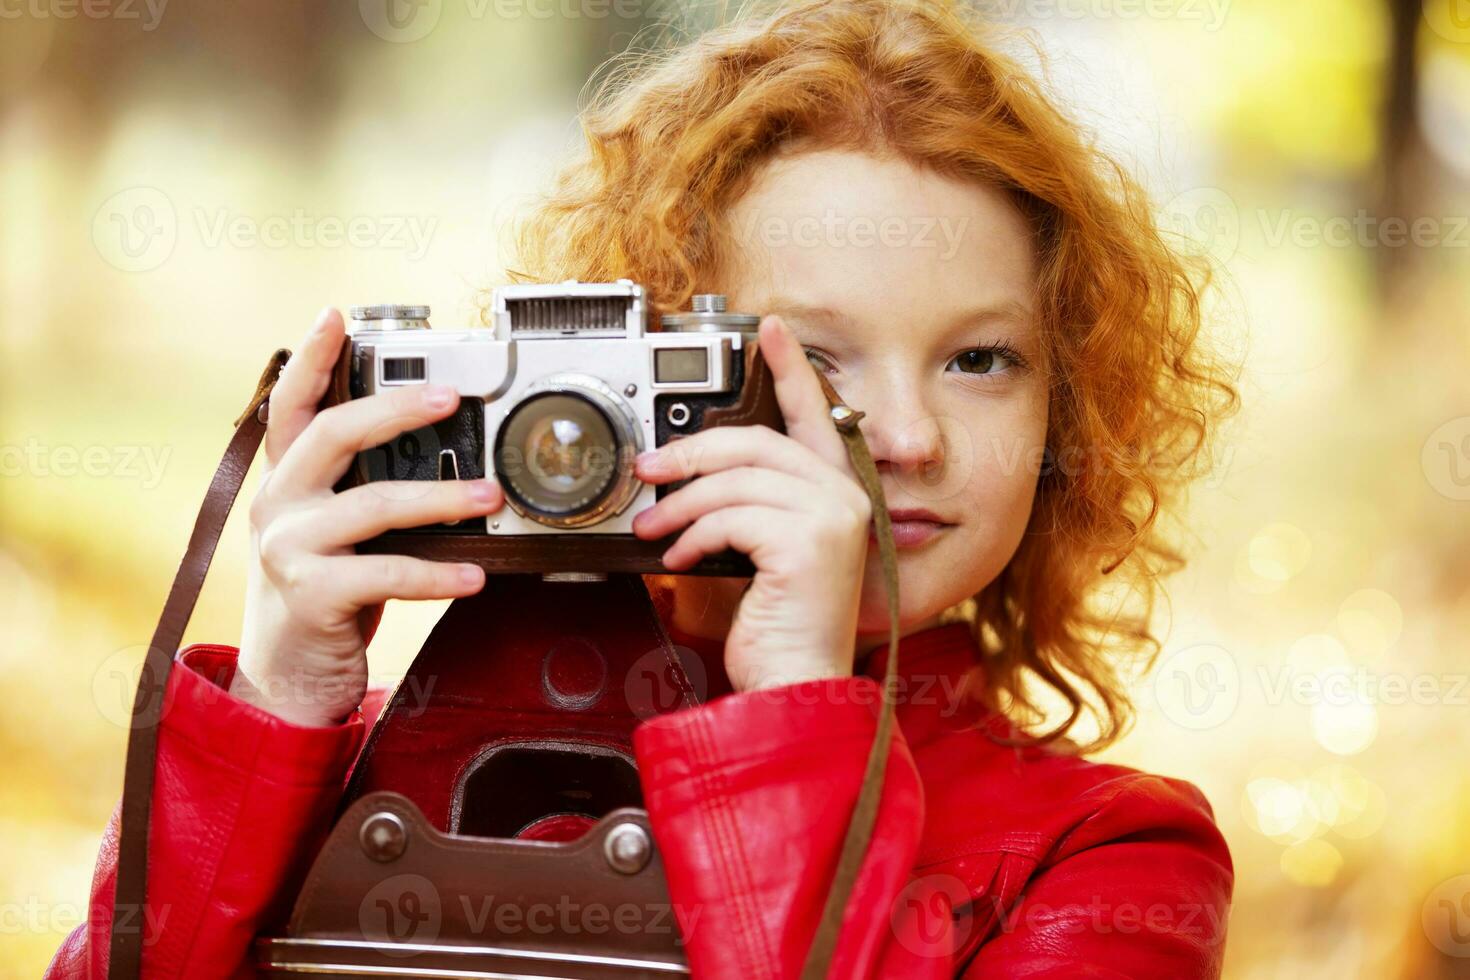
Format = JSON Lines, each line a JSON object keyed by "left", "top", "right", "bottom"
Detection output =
{"left": 714, "top": 149, "right": 1050, "bottom": 652}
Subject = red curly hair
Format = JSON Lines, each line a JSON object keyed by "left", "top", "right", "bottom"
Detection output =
{"left": 503, "top": 0, "right": 1242, "bottom": 753}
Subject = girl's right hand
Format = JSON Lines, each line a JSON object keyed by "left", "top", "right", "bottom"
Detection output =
{"left": 230, "top": 307, "right": 504, "bottom": 727}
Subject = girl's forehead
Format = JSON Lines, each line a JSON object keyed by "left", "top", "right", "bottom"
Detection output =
{"left": 718, "top": 149, "right": 1039, "bottom": 321}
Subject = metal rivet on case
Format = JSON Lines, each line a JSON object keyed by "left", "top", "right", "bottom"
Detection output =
{"left": 360, "top": 812, "right": 408, "bottom": 863}
{"left": 257, "top": 400, "right": 270, "bottom": 424}
{"left": 829, "top": 404, "right": 864, "bottom": 429}
{"left": 624, "top": 383, "right": 638, "bottom": 397}
{"left": 604, "top": 822, "right": 652, "bottom": 875}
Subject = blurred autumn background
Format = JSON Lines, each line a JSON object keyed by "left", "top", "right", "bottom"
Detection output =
{"left": 2, "top": 0, "right": 1469, "bottom": 976}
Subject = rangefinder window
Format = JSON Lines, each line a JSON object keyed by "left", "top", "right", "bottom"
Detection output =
{"left": 380, "top": 355, "right": 427, "bottom": 384}
{"left": 654, "top": 347, "right": 710, "bottom": 384}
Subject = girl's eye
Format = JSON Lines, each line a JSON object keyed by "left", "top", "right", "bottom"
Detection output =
{"left": 802, "top": 343, "right": 1026, "bottom": 377}
{"left": 802, "top": 348, "right": 837, "bottom": 374}
{"left": 947, "top": 343, "right": 1024, "bottom": 378}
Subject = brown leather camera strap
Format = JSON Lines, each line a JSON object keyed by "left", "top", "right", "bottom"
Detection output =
{"left": 801, "top": 373, "right": 902, "bottom": 980}
{"left": 108, "top": 348, "right": 901, "bottom": 980}
{"left": 109, "top": 348, "right": 290, "bottom": 980}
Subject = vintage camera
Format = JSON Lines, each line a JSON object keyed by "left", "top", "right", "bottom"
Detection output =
{"left": 321, "top": 280, "right": 784, "bottom": 576}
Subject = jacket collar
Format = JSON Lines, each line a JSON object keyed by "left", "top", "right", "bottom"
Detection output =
{"left": 857, "top": 621, "right": 980, "bottom": 684}
{"left": 857, "top": 622, "right": 1005, "bottom": 745}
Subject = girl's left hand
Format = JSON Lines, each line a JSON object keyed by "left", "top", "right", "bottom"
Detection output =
{"left": 631, "top": 314, "right": 874, "bottom": 693}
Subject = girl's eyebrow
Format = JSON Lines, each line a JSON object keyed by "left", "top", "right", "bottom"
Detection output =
{"left": 763, "top": 298, "right": 1036, "bottom": 336}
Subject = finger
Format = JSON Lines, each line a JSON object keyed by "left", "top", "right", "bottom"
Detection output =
{"left": 325, "top": 553, "right": 485, "bottom": 609}
{"left": 661, "top": 505, "right": 797, "bottom": 572}
{"left": 631, "top": 466, "right": 826, "bottom": 541}
{"left": 757, "top": 314, "right": 855, "bottom": 477}
{"left": 270, "top": 382, "right": 462, "bottom": 497}
{"left": 307, "top": 478, "right": 504, "bottom": 549}
{"left": 265, "top": 308, "right": 348, "bottom": 468}
{"left": 636, "top": 424, "right": 856, "bottom": 500}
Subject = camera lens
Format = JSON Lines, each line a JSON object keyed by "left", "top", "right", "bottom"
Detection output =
{"left": 494, "top": 391, "right": 624, "bottom": 523}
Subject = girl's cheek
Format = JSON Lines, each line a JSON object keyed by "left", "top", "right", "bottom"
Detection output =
{"left": 962, "top": 418, "right": 1045, "bottom": 487}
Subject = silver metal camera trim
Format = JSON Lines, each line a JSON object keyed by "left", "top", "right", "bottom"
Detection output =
{"left": 495, "top": 372, "right": 644, "bottom": 530}
{"left": 350, "top": 305, "right": 431, "bottom": 331}
{"left": 493, "top": 279, "right": 647, "bottom": 341}
{"left": 346, "top": 282, "right": 754, "bottom": 538}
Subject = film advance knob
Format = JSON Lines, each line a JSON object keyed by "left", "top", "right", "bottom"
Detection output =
{"left": 348, "top": 305, "right": 431, "bottom": 330}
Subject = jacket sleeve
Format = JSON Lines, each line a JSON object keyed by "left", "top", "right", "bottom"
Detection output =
{"left": 633, "top": 674, "right": 957, "bottom": 978}
{"left": 958, "top": 774, "right": 1234, "bottom": 979}
{"left": 46, "top": 644, "right": 368, "bottom": 980}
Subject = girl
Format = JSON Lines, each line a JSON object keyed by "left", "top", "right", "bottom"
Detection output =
{"left": 52, "top": 0, "right": 1241, "bottom": 976}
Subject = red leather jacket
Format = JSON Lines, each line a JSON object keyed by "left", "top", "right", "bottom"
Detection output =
{"left": 48, "top": 602, "right": 1233, "bottom": 978}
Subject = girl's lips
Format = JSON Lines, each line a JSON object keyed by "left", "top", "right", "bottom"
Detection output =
{"left": 868, "top": 519, "right": 950, "bottom": 549}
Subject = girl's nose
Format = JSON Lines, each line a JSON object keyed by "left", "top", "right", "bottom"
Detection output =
{"left": 859, "top": 398, "right": 946, "bottom": 476}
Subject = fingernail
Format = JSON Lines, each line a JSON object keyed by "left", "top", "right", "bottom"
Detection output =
{"left": 423, "top": 384, "right": 456, "bottom": 409}
{"left": 459, "top": 565, "right": 484, "bottom": 586}
{"left": 312, "top": 307, "right": 334, "bottom": 332}
{"left": 636, "top": 450, "right": 660, "bottom": 469}
{"left": 468, "top": 479, "right": 497, "bottom": 503}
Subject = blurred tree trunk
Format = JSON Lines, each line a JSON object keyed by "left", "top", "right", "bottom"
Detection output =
{"left": 1375, "top": 0, "right": 1427, "bottom": 302}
